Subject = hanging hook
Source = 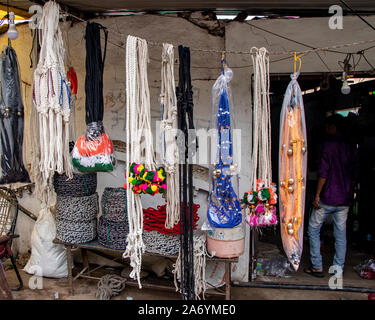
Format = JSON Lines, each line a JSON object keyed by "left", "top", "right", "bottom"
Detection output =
{"left": 293, "top": 52, "right": 303, "bottom": 74}
{"left": 221, "top": 51, "right": 228, "bottom": 69}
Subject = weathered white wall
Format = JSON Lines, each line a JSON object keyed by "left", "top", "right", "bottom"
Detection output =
{"left": 1, "top": 13, "right": 374, "bottom": 282}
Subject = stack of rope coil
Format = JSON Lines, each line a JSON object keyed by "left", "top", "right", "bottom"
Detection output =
{"left": 56, "top": 193, "right": 98, "bottom": 244}
{"left": 54, "top": 172, "right": 98, "bottom": 244}
{"left": 142, "top": 230, "right": 180, "bottom": 256}
{"left": 142, "top": 203, "right": 200, "bottom": 256}
{"left": 53, "top": 172, "right": 97, "bottom": 197}
{"left": 98, "top": 188, "right": 128, "bottom": 250}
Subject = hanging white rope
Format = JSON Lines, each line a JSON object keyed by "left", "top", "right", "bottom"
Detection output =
{"left": 160, "top": 43, "right": 180, "bottom": 229}
{"left": 173, "top": 234, "right": 210, "bottom": 300}
{"left": 124, "top": 35, "right": 155, "bottom": 288}
{"left": 250, "top": 47, "right": 272, "bottom": 190}
{"left": 32, "top": 0, "right": 72, "bottom": 201}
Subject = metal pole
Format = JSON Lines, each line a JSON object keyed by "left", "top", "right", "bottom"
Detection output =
{"left": 249, "top": 228, "right": 257, "bottom": 281}
{"left": 233, "top": 281, "right": 375, "bottom": 293}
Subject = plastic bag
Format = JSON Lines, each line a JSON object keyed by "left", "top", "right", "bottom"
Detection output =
{"left": 278, "top": 72, "right": 308, "bottom": 271}
{"left": 206, "top": 66, "right": 242, "bottom": 228}
{"left": 24, "top": 206, "right": 68, "bottom": 278}
{"left": 0, "top": 46, "right": 30, "bottom": 184}
{"left": 354, "top": 259, "right": 375, "bottom": 279}
{"left": 256, "top": 257, "right": 292, "bottom": 277}
{"left": 72, "top": 121, "right": 115, "bottom": 173}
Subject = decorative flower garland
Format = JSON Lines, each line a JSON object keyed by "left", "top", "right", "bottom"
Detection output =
{"left": 243, "top": 179, "right": 278, "bottom": 227}
{"left": 125, "top": 162, "right": 167, "bottom": 195}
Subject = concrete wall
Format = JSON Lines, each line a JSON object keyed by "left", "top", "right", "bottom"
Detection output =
{"left": 1, "top": 13, "right": 374, "bottom": 281}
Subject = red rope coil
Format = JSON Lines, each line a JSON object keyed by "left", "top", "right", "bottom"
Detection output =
{"left": 143, "top": 203, "right": 200, "bottom": 235}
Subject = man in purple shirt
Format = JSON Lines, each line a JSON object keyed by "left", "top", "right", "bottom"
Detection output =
{"left": 305, "top": 114, "right": 357, "bottom": 277}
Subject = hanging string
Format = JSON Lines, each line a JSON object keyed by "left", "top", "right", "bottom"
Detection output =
{"left": 176, "top": 45, "right": 195, "bottom": 301}
{"left": 160, "top": 43, "right": 180, "bottom": 229}
{"left": 60, "top": 10, "right": 375, "bottom": 58}
{"left": 85, "top": 22, "right": 108, "bottom": 125}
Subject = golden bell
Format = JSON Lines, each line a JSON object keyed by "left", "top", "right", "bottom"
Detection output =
{"left": 265, "top": 203, "right": 269, "bottom": 208}
{"left": 287, "top": 223, "right": 293, "bottom": 229}
{"left": 288, "top": 178, "right": 294, "bottom": 185}
{"left": 287, "top": 149, "right": 293, "bottom": 156}
{"left": 282, "top": 144, "right": 286, "bottom": 149}
{"left": 288, "top": 229, "right": 294, "bottom": 235}
{"left": 301, "top": 147, "right": 306, "bottom": 153}
{"left": 280, "top": 181, "right": 285, "bottom": 187}
{"left": 293, "top": 217, "right": 298, "bottom": 223}
{"left": 288, "top": 186, "right": 294, "bottom": 193}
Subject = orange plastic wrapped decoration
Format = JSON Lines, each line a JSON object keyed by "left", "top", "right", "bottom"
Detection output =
{"left": 278, "top": 72, "right": 308, "bottom": 271}
{"left": 72, "top": 122, "right": 114, "bottom": 172}
{"left": 72, "top": 22, "right": 114, "bottom": 173}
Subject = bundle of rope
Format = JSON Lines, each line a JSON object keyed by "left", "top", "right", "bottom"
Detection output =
{"left": 25, "top": 0, "right": 71, "bottom": 279}
{"left": 124, "top": 35, "right": 155, "bottom": 288}
{"left": 56, "top": 193, "right": 98, "bottom": 244}
{"left": 0, "top": 46, "right": 30, "bottom": 184}
{"left": 98, "top": 216, "right": 129, "bottom": 250}
{"left": 95, "top": 274, "right": 126, "bottom": 300}
{"left": 244, "top": 47, "right": 277, "bottom": 228}
{"left": 32, "top": 0, "right": 72, "bottom": 198}
{"left": 98, "top": 187, "right": 128, "bottom": 250}
{"left": 101, "top": 187, "right": 127, "bottom": 222}
{"left": 56, "top": 193, "right": 98, "bottom": 221}
{"left": 143, "top": 203, "right": 200, "bottom": 235}
{"left": 160, "top": 43, "right": 180, "bottom": 229}
{"left": 176, "top": 45, "right": 196, "bottom": 300}
{"left": 142, "top": 230, "right": 180, "bottom": 256}
{"left": 72, "top": 22, "right": 114, "bottom": 173}
{"left": 207, "top": 61, "right": 242, "bottom": 229}
{"left": 173, "top": 233, "right": 209, "bottom": 300}
{"left": 53, "top": 172, "right": 97, "bottom": 197}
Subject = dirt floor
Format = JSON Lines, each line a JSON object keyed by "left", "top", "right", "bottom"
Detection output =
{"left": 2, "top": 242, "right": 374, "bottom": 300}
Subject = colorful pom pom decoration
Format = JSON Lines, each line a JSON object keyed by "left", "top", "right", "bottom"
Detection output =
{"left": 126, "top": 162, "right": 167, "bottom": 195}
{"left": 243, "top": 178, "right": 278, "bottom": 227}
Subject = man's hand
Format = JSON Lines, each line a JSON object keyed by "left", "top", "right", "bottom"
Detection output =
{"left": 312, "top": 196, "right": 321, "bottom": 209}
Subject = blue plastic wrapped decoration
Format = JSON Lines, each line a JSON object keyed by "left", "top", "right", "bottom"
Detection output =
{"left": 206, "top": 64, "right": 242, "bottom": 228}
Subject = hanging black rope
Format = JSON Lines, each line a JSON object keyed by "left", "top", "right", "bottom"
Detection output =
{"left": 176, "top": 45, "right": 196, "bottom": 300}
{"left": 85, "top": 21, "right": 108, "bottom": 126}
{"left": 0, "top": 46, "right": 30, "bottom": 184}
{"left": 72, "top": 22, "right": 114, "bottom": 173}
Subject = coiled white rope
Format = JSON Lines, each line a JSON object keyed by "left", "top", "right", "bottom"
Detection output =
{"left": 160, "top": 43, "right": 180, "bottom": 229}
{"left": 124, "top": 35, "right": 155, "bottom": 288}
{"left": 250, "top": 47, "right": 272, "bottom": 190}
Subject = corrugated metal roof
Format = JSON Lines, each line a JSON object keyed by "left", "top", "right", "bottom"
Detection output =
{"left": 3, "top": 0, "right": 375, "bottom": 15}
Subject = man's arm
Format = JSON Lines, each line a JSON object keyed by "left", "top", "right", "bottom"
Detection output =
{"left": 313, "top": 177, "right": 327, "bottom": 209}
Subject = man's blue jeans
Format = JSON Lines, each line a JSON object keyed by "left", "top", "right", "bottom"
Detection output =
{"left": 307, "top": 202, "right": 349, "bottom": 271}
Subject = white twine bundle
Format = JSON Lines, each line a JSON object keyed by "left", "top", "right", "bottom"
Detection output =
{"left": 250, "top": 47, "right": 272, "bottom": 190}
{"left": 124, "top": 35, "right": 155, "bottom": 288}
{"left": 32, "top": 1, "right": 72, "bottom": 201}
{"left": 160, "top": 43, "right": 180, "bottom": 229}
